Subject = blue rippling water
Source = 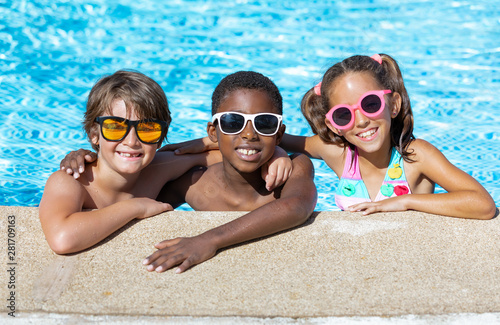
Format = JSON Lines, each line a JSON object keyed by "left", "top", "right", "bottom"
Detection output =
{"left": 0, "top": 0, "right": 499, "bottom": 210}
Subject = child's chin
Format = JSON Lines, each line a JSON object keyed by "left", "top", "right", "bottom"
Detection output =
{"left": 234, "top": 163, "right": 263, "bottom": 174}
{"left": 116, "top": 163, "right": 144, "bottom": 174}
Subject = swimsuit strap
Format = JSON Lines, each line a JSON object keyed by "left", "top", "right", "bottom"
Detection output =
{"left": 335, "top": 147, "right": 369, "bottom": 210}
{"left": 384, "top": 147, "right": 406, "bottom": 183}
{"left": 342, "top": 147, "right": 362, "bottom": 179}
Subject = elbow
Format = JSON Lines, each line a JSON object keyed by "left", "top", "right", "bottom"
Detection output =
{"left": 303, "top": 188, "right": 318, "bottom": 220}
{"left": 471, "top": 195, "right": 498, "bottom": 220}
{"left": 300, "top": 199, "right": 317, "bottom": 224}
{"left": 46, "top": 231, "right": 81, "bottom": 255}
{"left": 294, "top": 207, "right": 312, "bottom": 226}
{"left": 298, "top": 193, "right": 318, "bottom": 225}
{"left": 290, "top": 194, "right": 317, "bottom": 226}
{"left": 477, "top": 204, "right": 498, "bottom": 220}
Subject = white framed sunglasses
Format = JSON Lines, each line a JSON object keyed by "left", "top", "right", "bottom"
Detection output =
{"left": 212, "top": 112, "right": 283, "bottom": 136}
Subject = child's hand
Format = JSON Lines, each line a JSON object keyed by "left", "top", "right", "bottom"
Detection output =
{"left": 347, "top": 197, "right": 407, "bottom": 215}
{"left": 59, "top": 149, "right": 97, "bottom": 179}
{"left": 134, "top": 198, "right": 173, "bottom": 219}
{"left": 261, "top": 146, "right": 293, "bottom": 191}
{"left": 158, "top": 137, "right": 218, "bottom": 154}
{"left": 143, "top": 235, "right": 217, "bottom": 274}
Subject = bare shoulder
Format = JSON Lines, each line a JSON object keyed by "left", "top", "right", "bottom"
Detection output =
{"left": 183, "top": 163, "right": 229, "bottom": 210}
{"left": 406, "top": 139, "right": 447, "bottom": 164}
{"left": 408, "top": 138, "right": 439, "bottom": 153}
{"left": 289, "top": 153, "right": 314, "bottom": 177}
{"left": 44, "top": 170, "right": 86, "bottom": 193}
{"left": 404, "top": 138, "right": 473, "bottom": 193}
{"left": 284, "top": 154, "right": 316, "bottom": 189}
{"left": 188, "top": 163, "right": 226, "bottom": 191}
{"left": 40, "top": 170, "right": 86, "bottom": 217}
{"left": 181, "top": 165, "right": 211, "bottom": 187}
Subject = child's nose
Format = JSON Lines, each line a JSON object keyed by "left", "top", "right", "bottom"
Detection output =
{"left": 354, "top": 109, "right": 370, "bottom": 128}
{"left": 122, "top": 127, "right": 141, "bottom": 146}
{"left": 240, "top": 121, "right": 258, "bottom": 140}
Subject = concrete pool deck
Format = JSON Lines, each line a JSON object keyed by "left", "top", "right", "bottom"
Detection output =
{"left": 1, "top": 206, "right": 499, "bottom": 324}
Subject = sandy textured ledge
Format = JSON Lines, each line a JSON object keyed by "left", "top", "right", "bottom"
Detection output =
{"left": 1, "top": 206, "right": 499, "bottom": 320}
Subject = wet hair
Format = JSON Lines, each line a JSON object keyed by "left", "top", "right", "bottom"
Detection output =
{"left": 301, "top": 54, "right": 415, "bottom": 161}
{"left": 83, "top": 70, "right": 171, "bottom": 151}
{"left": 211, "top": 71, "right": 283, "bottom": 115}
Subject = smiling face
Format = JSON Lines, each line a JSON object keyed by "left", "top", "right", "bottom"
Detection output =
{"left": 208, "top": 89, "right": 285, "bottom": 174}
{"left": 92, "top": 98, "right": 158, "bottom": 175}
{"left": 324, "top": 72, "right": 400, "bottom": 154}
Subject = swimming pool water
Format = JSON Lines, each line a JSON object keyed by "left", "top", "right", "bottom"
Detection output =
{"left": 1, "top": 0, "right": 499, "bottom": 210}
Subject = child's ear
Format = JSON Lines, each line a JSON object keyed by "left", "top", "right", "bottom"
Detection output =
{"left": 207, "top": 122, "right": 218, "bottom": 143}
{"left": 274, "top": 124, "right": 286, "bottom": 145}
{"left": 90, "top": 127, "right": 100, "bottom": 147}
{"left": 324, "top": 117, "right": 343, "bottom": 137}
{"left": 391, "top": 92, "right": 402, "bottom": 118}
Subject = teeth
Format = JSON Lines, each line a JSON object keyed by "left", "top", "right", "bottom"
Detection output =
{"left": 120, "top": 152, "right": 140, "bottom": 157}
{"left": 237, "top": 148, "right": 258, "bottom": 156}
{"left": 358, "top": 129, "right": 376, "bottom": 138}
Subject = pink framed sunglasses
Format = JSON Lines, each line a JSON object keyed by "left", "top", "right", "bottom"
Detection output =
{"left": 325, "top": 89, "right": 392, "bottom": 130}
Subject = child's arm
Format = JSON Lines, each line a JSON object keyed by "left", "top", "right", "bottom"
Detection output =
{"left": 156, "top": 147, "right": 294, "bottom": 207}
{"left": 59, "top": 143, "right": 292, "bottom": 191}
{"left": 261, "top": 146, "right": 293, "bottom": 191}
{"left": 161, "top": 134, "right": 329, "bottom": 159}
{"left": 146, "top": 150, "right": 222, "bottom": 175}
{"left": 59, "top": 149, "right": 97, "bottom": 179}
{"left": 158, "top": 136, "right": 217, "bottom": 154}
{"left": 280, "top": 133, "right": 326, "bottom": 159}
{"left": 280, "top": 133, "right": 346, "bottom": 177}
{"left": 348, "top": 140, "right": 497, "bottom": 219}
{"left": 143, "top": 154, "right": 317, "bottom": 273}
{"left": 58, "top": 145, "right": 221, "bottom": 179}
{"left": 158, "top": 140, "right": 293, "bottom": 191}
{"left": 39, "top": 171, "right": 172, "bottom": 254}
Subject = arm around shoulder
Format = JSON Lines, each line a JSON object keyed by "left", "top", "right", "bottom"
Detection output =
{"left": 146, "top": 150, "right": 221, "bottom": 183}
{"left": 280, "top": 133, "right": 325, "bottom": 159}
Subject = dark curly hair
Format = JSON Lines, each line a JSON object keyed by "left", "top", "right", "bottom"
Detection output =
{"left": 301, "top": 54, "right": 415, "bottom": 161}
{"left": 211, "top": 71, "right": 282, "bottom": 115}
